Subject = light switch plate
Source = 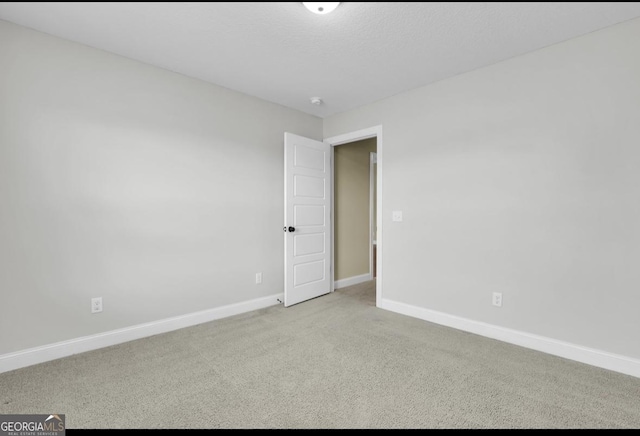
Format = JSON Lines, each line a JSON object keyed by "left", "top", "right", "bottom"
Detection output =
{"left": 392, "top": 211, "right": 403, "bottom": 222}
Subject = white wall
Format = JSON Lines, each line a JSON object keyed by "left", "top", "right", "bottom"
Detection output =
{"left": 324, "top": 17, "right": 640, "bottom": 361}
{"left": 0, "top": 20, "right": 321, "bottom": 355}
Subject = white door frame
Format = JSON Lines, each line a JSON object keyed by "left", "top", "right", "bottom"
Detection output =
{"left": 324, "top": 125, "right": 383, "bottom": 307}
{"left": 369, "top": 151, "right": 377, "bottom": 281}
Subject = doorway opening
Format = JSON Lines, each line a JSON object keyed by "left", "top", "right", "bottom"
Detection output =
{"left": 325, "top": 126, "right": 383, "bottom": 307}
{"left": 332, "top": 139, "right": 376, "bottom": 285}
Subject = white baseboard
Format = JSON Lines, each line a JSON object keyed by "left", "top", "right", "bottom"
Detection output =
{"left": 334, "top": 273, "right": 372, "bottom": 290}
{"left": 0, "top": 293, "right": 284, "bottom": 374}
{"left": 378, "top": 298, "right": 640, "bottom": 379}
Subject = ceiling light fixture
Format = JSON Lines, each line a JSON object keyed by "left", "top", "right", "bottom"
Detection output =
{"left": 310, "top": 97, "right": 323, "bottom": 106}
{"left": 302, "top": 2, "right": 340, "bottom": 15}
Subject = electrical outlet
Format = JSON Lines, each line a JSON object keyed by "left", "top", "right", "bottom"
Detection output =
{"left": 256, "top": 272, "right": 262, "bottom": 284}
{"left": 492, "top": 292, "right": 503, "bottom": 307}
{"left": 91, "top": 297, "right": 103, "bottom": 313}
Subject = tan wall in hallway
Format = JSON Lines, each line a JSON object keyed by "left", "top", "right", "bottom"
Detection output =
{"left": 334, "top": 138, "right": 377, "bottom": 281}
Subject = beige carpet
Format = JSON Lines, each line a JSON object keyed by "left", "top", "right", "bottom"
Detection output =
{"left": 1, "top": 280, "right": 639, "bottom": 429}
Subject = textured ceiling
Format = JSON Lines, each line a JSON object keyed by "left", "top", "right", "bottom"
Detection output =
{"left": 2, "top": 2, "right": 640, "bottom": 118}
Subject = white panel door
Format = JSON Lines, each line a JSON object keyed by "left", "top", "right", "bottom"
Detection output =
{"left": 284, "top": 132, "right": 331, "bottom": 307}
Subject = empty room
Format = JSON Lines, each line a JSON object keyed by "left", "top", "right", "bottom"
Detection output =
{"left": 1, "top": 2, "right": 640, "bottom": 429}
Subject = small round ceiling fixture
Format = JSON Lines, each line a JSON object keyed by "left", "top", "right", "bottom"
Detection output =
{"left": 302, "top": 3, "right": 340, "bottom": 15}
{"left": 310, "top": 97, "right": 323, "bottom": 106}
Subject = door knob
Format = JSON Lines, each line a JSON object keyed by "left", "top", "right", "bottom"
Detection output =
{"left": 288, "top": 226, "right": 296, "bottom": 232}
